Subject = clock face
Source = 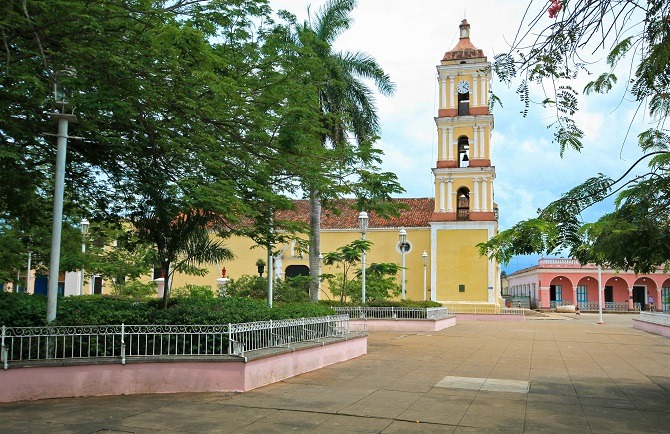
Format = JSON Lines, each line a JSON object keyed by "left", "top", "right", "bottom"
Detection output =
{"left": 457, "top": 80, "right": 470, "bottom": 94}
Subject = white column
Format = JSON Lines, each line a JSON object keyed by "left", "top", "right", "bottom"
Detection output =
{"left": 449, "top": 76, "right": 455, "bottom": 109}
{"left": 440, "top": 77, "right": 447, "bottom": 109}
{"left": 479, "top": 126, "right": 486, "bottom": 158}
{"left": 472, "top": 125, "right": 479, "bottom": 160}
{"left": 481, "top": 178, "right": 488, "bottom": 212}
{"left": 439, "top": 178, "right": 445, "bottom": 212}
{"left": 447, "top": 127, "right": 454, "bottom": 161}
{"left": 472, "top": 74, "right": 479, "bottom": 107}
{"left": 447, "top": 178, "right": 453, "bottom": 212}
{"left": 440, "top": 127, "right": 447, "bottom": 160}
{"left": 473, "top": 178, "right": 480, "bottom": 212}
{"left": 480, "top": 75, "right": 487, "bottom": 107}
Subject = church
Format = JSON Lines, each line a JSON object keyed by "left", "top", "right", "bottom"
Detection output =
{"left": 168, "top": 20, "right": 502, "bottom": 308}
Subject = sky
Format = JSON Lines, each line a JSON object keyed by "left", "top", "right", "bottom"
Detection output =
{"left": 269, "top": 0, "right": 648, "bottom": 272}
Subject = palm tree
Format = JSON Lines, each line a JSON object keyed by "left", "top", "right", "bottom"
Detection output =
{"left": 293, "top": 0, "right": 395, "bottom": 301}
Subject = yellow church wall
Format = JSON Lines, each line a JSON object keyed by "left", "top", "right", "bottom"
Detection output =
{"left": 169, "top": 227, "right": 433, "bottom": 302}
{"left": 435, "top": 228, "right": 489, "bottom": 302}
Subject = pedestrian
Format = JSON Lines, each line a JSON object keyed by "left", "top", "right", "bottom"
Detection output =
{"left": 575, "top": 304, "right": 580, "bottom": 315}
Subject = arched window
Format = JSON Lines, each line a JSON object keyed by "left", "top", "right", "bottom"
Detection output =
{"left": 457, "top": 136, "right": 470, "bottom": 167}
{"left": 457, "top": 187, "right": 470, "bottom": 221}
{"left": 285, "top": 265, "right": 310, "bottom": 279}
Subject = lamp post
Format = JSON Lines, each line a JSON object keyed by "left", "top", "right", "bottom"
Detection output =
{"left": 318, "top": 253, "right": 323, "bottom": 301}
{"left": 46, "top": 82, "right": 77, "bottom": 322}
{"left": 597, "top": 265, "right": 604, "bottom": 324}
{"left": 422, "top": 250, "right": 428, "bottom": 301}
{"left": 26, "top": 251, "right": 33, "bottom": 294}
{"left": 80, "top": 218, "right": 89, "bottom": 295}
{"left": 398, "top": 228, "right": 410, "bottom": 300}
{"left": 358, "top": 211, "right": 368, "bottom": 304}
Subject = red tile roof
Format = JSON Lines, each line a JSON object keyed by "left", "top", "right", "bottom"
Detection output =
{"left": 275, "top": 198, "right": 435, "bottom": 230}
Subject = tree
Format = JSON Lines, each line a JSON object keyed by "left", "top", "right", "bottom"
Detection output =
{"left": 479, "top": 0, "right": 670, "bottom": 273}
{"left": 323, "top": 239, "right": 370, "bottom": 303}
{"left": 285, "top": 0, "right": 401, "bottom": 301}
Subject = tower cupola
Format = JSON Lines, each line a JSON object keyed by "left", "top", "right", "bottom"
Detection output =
{"left": 442, "top": 19, "right": 486, "bottom": 63}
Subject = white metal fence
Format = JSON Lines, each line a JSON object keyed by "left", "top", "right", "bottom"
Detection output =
{"left": 551, "top": 301, "right": 638, "bottom": 312}
{"left": 333, "top": 307, "right": 452, "bottom": 320}
{"left": 637, "top": 311, "right": 670, "bottom": 327}
{"left": 577, "top": 301, "right": 632, "bottom": 312}
{"left": 1, "top": 315, "right": 350, "bottom": 369}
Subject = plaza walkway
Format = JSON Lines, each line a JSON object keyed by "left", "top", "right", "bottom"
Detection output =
{"left": 2, "top": 313, "right": 670, "bottom": 433}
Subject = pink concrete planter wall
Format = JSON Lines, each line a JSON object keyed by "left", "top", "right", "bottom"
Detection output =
{"left": 0, "top": 336, "right": 367, "bottom": 403}
{"left": 632, "top": 319, "right": 670, "bottom": 338}
{"left": 349, "top": 316, "right": 456, "bottom": 332}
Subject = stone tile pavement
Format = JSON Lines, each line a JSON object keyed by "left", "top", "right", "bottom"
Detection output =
{"left": 2, "top": 313, "right": 670, "bottom": 433}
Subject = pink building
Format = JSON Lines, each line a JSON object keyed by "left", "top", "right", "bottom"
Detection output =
{"left": 506, "top": 258, "right": 670, "bottom": 312}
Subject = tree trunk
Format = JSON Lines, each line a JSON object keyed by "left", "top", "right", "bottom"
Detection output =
{"left": 161, "top": 262, "right": 170, "bottom": 309}
{"left": 308, "top": 188, "right": 321, "bottom": 301}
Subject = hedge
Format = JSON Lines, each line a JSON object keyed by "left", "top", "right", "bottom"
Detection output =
{"left": 0, "top": 292, "right": 335, "bottom": 327}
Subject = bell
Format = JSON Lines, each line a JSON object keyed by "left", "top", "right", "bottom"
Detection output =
{"left": 462, "top": 153, "right": 469, "bottom": 162}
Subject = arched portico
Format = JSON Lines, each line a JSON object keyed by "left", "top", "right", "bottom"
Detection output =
{"left": 549, "top": 275, "right": 574, "bottom": 308}
{"left": 603, "top": 276, "right": 629, "bottom": 311}
{"left": 508, "top": 257, "right": 670, "bottom": 312}
{"left": 633, "top": 276, "right": 658, "bottom": 311}
{"left": 576, "top": 275, "right": 598, "bottom": 308}
{"left": 661, "top": 278, "right": 670, "bottom": 312}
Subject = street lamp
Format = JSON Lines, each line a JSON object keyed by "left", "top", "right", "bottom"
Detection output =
{"left": 597, "top": 265, "right": 605, "bottom": 324}
{"left": 26, "top": 250, "right": 33, "bottom": 294}
{"left": 398, "top": 228, "right": 410, "bottom": 300}
{"left": 80, "top": 218, "right": 89, "bottom": 296}
{"left": 318, "top": 253, "right": 323, "bottom": 301}
{"left": 422, "top": 250, "right": 428, "bottom": 301}
{"left": 358, "top": 211, "right": 369, "bottom": 304}
{"left": 46, "top": 78, "right": 77, "bottom": 322}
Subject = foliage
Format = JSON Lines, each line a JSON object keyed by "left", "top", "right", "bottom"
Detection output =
{"left": 0, "top": 292, "right": 49, "bottom": 327}
{"left": 271, "top": 302, "right": 335, "bottom": 319}
{"left": 171, "top": 284, "right": 215, "bottom": 299}
{"left": 318, "top": 299, "right": 442, "bottom": 308}
{"left": 84, "top": 222, "right": 156, "bottom": 287}
{"left": 221, "top": 274, "right": 310, "bottom": 303}
{"left": 358, "top": 262, "right": 402, "bottom": 303}
{"left": 223, "top": 275, "right": 269, "bottom": 299}
{"left": 274, "top": 276, "right": 311, "bottom": 303}
{"left": 110, "top": 280, "right": 157, "bottom": 300}
{"left": 282, "top": 0, "right": 404, "bottom": 301}
{"left": 481, "top": 0, "right": 670, "bottom": 273}
{"left": 322, "top": 240, "right": 402, "bottom": 303}
{"left": 1, "top": 0, "right": 407, "bottom": 315}
{"left": 322, "top": 239, "right": 371, "bottom": 303}
{"left": 0, "top": 292, "right": 335, "bottom": 327}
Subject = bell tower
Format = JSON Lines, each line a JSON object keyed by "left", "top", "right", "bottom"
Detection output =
{"left": 430, "top": 20, "right": 500, "bottom": 306}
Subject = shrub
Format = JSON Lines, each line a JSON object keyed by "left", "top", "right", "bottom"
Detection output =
{"left": 318, "top": 299, "right": 442, "bottom": 308}
{"left": 223, "top": 275, "right": 310, "bottom": 303}
{"left": 272, "top": 302, "right": 335, "bottom": 319}
{"left": 274, "top": 276, "right": 310, "bottom": 303}
{"left": 0, "top": 291, "right": 48, "bottom": 327}
{"left": 0, "top": 292, "right": 334, "bottom": 327}
{"left": 110, "top": 280, "right": 156, "bottom": 299}
{"left": 223, "top": 275, "right": 267, "bottom": 299}
{"left": 171, "top": 284, "right": 215, "bottom": 299}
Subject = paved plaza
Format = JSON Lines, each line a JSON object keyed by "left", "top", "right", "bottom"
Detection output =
{"left": 2, "top": 313, "right": 670, "bottom": 433}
